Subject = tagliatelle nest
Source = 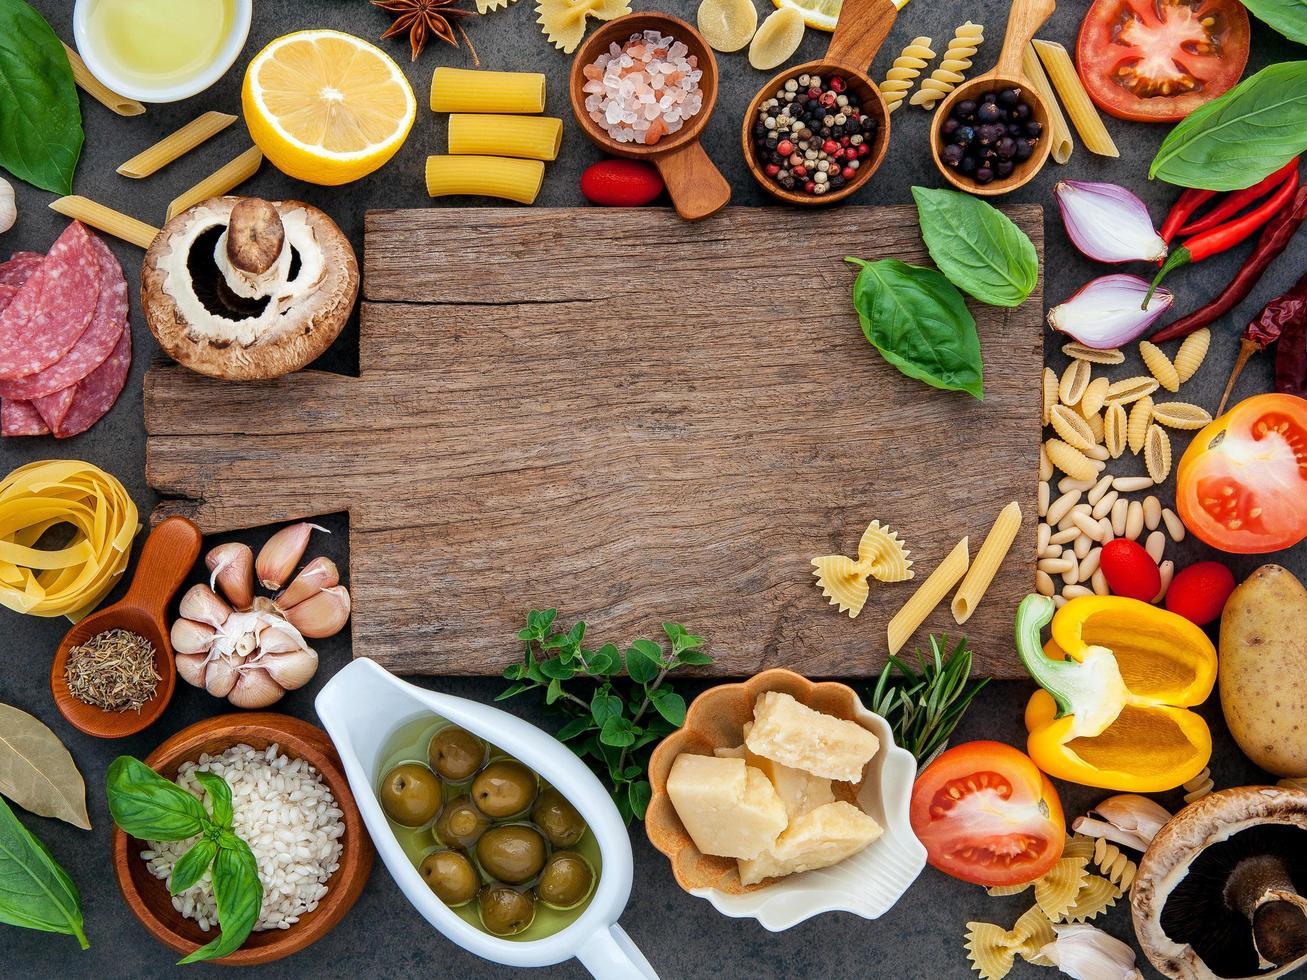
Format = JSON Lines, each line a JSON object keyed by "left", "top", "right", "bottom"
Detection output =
{"left": 812, "top": 520, "right": 914, "bottom": 618}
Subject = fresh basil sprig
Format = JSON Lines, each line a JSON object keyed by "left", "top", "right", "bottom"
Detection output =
{"left": 846, "top": 257, "right": 984, "bottom": 400}
{"left": 1150, "top": 61, "right": 1307, "bottom": 191}
{"left": 1240, "top": 0, "right": 1307, "bottom": 46}
{"left": 106, "top": 757, "right": 262, "bottom": 965}
{"left": 0, "top": 794, "right": 88, "bottom": 948}
{"left": 911, "top": 187, "right": 1039, "bottom": 308}
{"left": 499, "top": 612, "right": 710, "bottom": 823}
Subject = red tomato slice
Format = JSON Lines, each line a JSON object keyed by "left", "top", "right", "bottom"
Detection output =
{"left": 909, "top": 741, "right": 1065, "bottom": 886}
{"left": 1176, "top": 393, "right": 1307, "bottom": 554}
{"left": 1075, "top": 0, "right": 1250, "bottom": 122}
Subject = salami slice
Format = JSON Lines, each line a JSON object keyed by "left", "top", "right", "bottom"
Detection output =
{"left": 56, "top": 321, "right": 131, "bottom": 438}
{"left": 0, "top": 223, "right": 101, "bottom": 381}
{"left": 0, "top": 252, "right": 43, "bottom": 288}
{"left": 33, "top": 385, "right": 76, "bottom": 431}
{"left": 0, "top": 233, "right": 127, "bottom": 400}
{"left": 1, "top": 398, "right": 50, "bottom": 437}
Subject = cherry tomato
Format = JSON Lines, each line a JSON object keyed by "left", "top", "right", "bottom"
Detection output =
{"left": 580, "top": 159, "right": 664, "bottom": 206}
{"left": 909, "top": 741, "right": 1065, "bottom": 886}
{"left": 1075, "top": 0, "right": 1249, "bottom": 123}
{"left": 1176, "top": 393, "right": 1307, "bottom": 554}
{"left": 1165, "top": 561, "right": 1236, "bottom": 626}
{"left": 1099, "top": 539, "right": 1161, "bottom": 601}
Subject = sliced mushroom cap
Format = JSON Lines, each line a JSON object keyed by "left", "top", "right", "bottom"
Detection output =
{"left": 1132, "top": 786, "right": 1307, "bottom": 979}
{"left": 142, "top": 196, "right": 358, "bottom": 380}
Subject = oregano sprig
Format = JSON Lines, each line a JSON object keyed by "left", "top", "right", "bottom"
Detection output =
{"left": 499, "top": 611, "right": 711, "bottom": 823}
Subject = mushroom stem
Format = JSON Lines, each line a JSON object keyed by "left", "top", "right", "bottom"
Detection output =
{"left": 226, "top": 198, "right": 285, "bottom": 275}
{"left": 1224, "top": 854, "right": 1307, "bottom": 968}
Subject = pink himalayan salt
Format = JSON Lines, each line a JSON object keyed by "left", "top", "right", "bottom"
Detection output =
{"left": 582, "top": 31, "right": 703, "bottom": 146}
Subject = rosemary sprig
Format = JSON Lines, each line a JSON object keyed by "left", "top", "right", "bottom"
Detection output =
{"left": 866, "top": 635, "right": 988, "bottom": 765}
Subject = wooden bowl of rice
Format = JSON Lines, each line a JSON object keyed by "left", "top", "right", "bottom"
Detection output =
{"left": 111, "top": 712, "right": 373, "bottom": 965}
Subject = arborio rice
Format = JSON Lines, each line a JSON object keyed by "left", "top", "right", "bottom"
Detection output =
{"left": 140, "top": 743, "right": 344, "bottom": 932}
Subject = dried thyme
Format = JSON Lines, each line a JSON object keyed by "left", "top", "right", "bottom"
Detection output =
{"left": 64, "top": 629, "right": 160, "bottom": 712}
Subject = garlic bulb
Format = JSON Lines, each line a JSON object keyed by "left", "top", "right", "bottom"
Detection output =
{"left": 0, "top": 177, "right": 14, "bottom": 235}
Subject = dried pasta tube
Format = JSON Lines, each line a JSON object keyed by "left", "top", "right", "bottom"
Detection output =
{"left": 118, "top": 111, "right": 238, "bottom": 178}
{"left": 48, "top": 196, "right": 158, "bottom": 249}
{"left": 888, "top": 537, "right": 969, "bottom": 655}
{"left": 426, "top": 156, "right": 545, "bottom": 204}
{"left": 1032, "top": 39, "right": 1119, "bottom": 158}
{"left": 167, "top": 147, "right": 263, "bottom": 221}
{"left": 952, "top": 501, "right": 1021, "bottom": 624}
{"left": 62, "top": 42, "right": 144, "bottom": 116}
{"left": 431, "top": 68, "right": 546, "bottom": 113}
{"left": 1021, "top": 43, "right": 1072, "bottom": 164}
{"left": 448, "top": 114, "right": 563, "bottom": 161}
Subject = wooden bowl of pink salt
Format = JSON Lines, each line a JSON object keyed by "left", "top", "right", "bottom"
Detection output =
{"left": 570, "top": 13, "right": 730, "bottom": 221}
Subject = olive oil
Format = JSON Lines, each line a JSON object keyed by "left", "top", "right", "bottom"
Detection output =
{"left": 85, "top": 0, "right": 235, "bottom": 88}
{"left": 378, "top": 715, "right": 602, "bottom": 942}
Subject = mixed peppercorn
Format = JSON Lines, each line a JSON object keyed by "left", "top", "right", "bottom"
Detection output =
{"left": 938, "top": 88, "right": 1041, "bottom": 185}
{"left": 750, "top": 73, "right": 877, "bottom": 197}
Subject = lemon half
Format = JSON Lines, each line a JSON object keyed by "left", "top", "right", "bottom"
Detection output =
{"left": 773, "top": 0, "right": 841, "bottom": 32}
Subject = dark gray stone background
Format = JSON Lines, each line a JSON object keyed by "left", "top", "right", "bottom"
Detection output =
{"left": 3, "top": 0, "right": 1305, "bottom": 976}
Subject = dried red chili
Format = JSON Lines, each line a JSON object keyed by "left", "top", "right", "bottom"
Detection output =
{"left": 1216, "top": 271, "right": 1307, "bottom": 413}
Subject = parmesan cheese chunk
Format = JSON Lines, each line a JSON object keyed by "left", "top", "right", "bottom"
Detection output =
{"left": 746, "top": 691, "right": 880, "bottom": 782}
{"left": 715, "top": 723, "right": 834, "bottom": 819}
{"left": 666, "top": 754, "right": 787, "bottom": 859}
{"left": 737, "top": 800, "right": 883, "bottom": 886}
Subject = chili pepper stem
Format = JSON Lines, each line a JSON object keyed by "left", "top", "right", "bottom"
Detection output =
{"left": 1145, "top": 249, "right": 1190, "bottom": 308}
{"left": 1218, "top": 338, "right": 1264, "bottom": 416}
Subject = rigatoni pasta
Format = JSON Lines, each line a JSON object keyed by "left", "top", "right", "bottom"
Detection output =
{"left": 887, "top": 537, "right": 969, "bottom": 655}
{"left": 166, "top": 146, "right": 263, "bottom": 221}
{"left": 431, "top": 67, "right": 546, "bottom": 113}
{"left": 48, "top": 196, "right": 158, "bottom": 249}
{"left": 448, "top": 114, "right": 563, "bottom": 161}
{"left": 118, "top": 111, "right": 238, "bottom": 178}
{"left": 62, "top": 43, "right": 144, "bottom": 116}
{"left": 1021, "top": 43, "right": 1072, "bottom": 165}
{"left": 426, "top": 155, "right": 545, "bottom": 204}
{"left": 1032, "top": 40, "right": 1119, "bottom": 158}
{"left": 951, "top": 502, "right": 1021, "bottom": 625}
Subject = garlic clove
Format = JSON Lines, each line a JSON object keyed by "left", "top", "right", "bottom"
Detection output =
{"left": 259, "top": 625, "right": 308, "bottom": 655}
{"left": 175, "top": 652, "right": 209, "bottom": 688}
{"left": 0, "top": 177, "right": 15, "bottom": 235}
{"left": 228, "top": 665, "right": 285, "bottom": 709}
{"left": 179, "top": 583, "right": 232, "bottom": 629}
{"left": 256, "top": 522, "right": 328, "bottom": 590}
{"left": 205, "top": 653, "right": 244, "bottom": 698}
{"left": 261, "top": 647, "right": 319, "bottom": 691}
{"left": 206, "top": 542, "right": 254, "bottom": 609}
{"left": 276, "top": 556, "right": 339, "bottom": 610}
{"left": 1037, "top": 924, "right": 1142, "bottom": 980}
{"left": 284, "top": 585, "right": 351, "bottom": 638}
{"left": 171, "top": 617, "right": 216, "bottom": 655}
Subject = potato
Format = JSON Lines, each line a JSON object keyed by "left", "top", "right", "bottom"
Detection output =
{"left": 1220, "top": 564, "right": 1307, "bottom": 777}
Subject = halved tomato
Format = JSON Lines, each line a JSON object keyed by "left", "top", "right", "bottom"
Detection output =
{"left": 909, "top": 741, "right": 1065, "bottom": 886}
{"left": 1176, "top": 393, "right": 1307, "bottom": 554}
{"left": 1076, "top": 0, "right": 1250, "bottom": 122}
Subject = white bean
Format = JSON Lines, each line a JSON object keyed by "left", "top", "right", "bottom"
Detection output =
{"left": 1080, "top": 546, "right": 1102, "bottom": 579}
{"left": 1038, "top": 480, "right": 1050, "bottom": 517}
{"left": 1050, "top": 526, "right": 1079, "bottom": 545}
{"left": 1037, "top": 522, "right": 1051, "bottom": 554}
{"left": 1058, "top": 476, "right": 1095, "bottom": 494}
{"left": 1143, "top": 495, "right": 1162, "bottom": 531}
{"left": 1039, "top": 557, "right": 1074, "bottom": 574}
{"left": 1036, "top": 569, "right": 1055, "bottom": 596}
{"left": 1070, "top": 511, "right": 1103, "bottom": 541}
{"left": 1062, "top": 558, "right": 1080, "bottom": 586}
{"left": 1145, "top": 529, "right": 1166, "bottom": 563}
{"left": 1091, "top": 568, "right": 1109, "bottom": 595}
{"left": 1053, "top": 594, "right": 1068, "bottom": 608}
{"left": 1126, "top": 500, "right": 1145, "bottom": 540}
{"left": 1113, "top": 475, "right": 1154, "bottom": 492}
{"left": 1041, "top": 545, "right": 1062, "bottom": 559}
{"left": 1097, "top": 517, "right": 1114, "bottom": 543}
{"left": 1087, "top": 475, "right": 1114, "bottom": 506}
{"left": 1153, "top": 559, "right": 1174, "bottom": 601}
{"left": 1046, "top": 489, "right": 1082, "bottom": 527}
{"left": 1162, "top": 507, "right": 1185, "bottom": 542}
{"left": 1039, "top": 444, "right": 1054, "bottom": 482}
{"left": 1062, "top": 584, "right": 1094, "bottom": 599}
{"left": 1111, "top": 498, "right": 1129, "bottom": 537}
{"left": 1091, "top": 489, "right": 1118, "bottom": 519}
{"left": 1073, "top": 533, "right": 1093, "bottom": 558}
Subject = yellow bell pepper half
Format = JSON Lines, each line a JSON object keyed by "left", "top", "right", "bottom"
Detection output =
{"left": 1015, "top": 594, "right": 1217, "bottom": 792}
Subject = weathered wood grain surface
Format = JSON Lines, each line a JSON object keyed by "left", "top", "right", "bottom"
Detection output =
{"left": 146, "top": 207, "right": 1043, "bottom": 677}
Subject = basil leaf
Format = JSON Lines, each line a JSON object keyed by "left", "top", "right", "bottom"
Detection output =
{"left": 178, "top": 835, "right": 261, "bottom": 964}
{"left": 0, "top": 795, "right": 88, "bottom": 948}
{"left": 168, "top": 839, "right": 217, "bottom": 897}
{"left": 106, "top": 757, "right": 208, "bottom": 842}
{"left": 846, "top": 258, "right": 984, "bottom": 400}
{"left": 192, "top": 772, "right": 233, "bottom": 829}
{"left": 0, "top": 0, "right": 83, "bottom": 194}
{"left": 1150, "top": 61, "right": 1307, "bottom": 190}
{"left": 911, "top": 186, "right": 1038, "bottom": 308}
{"left": 1240, "top": 0, "right": 1307, "bottom": 45}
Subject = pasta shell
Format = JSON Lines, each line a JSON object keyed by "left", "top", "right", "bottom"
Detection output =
{"left": 1174, "top": 327, "right": 1210, "bottom": 383}
{"left": 1061, "top": 342, "right": 1124, "bottom": 365}
{"left": 1058, "top": 359, "right": 1092, "bottom": 407}
{"left": 1046, "top": 439, "right": 1101, "bottom": 481}
{"left": 1041, "top": 367, "right": 1058, "bottom": 426}
{"left": 696, "top": 0, "right": 758, "bottom": 53}
{"left": 1081, "top": 406, "right": 1105, "bottom": 444}
{"left": 1145, "top": 424, "right": 1171, "bottom": 484}
{"left": 1079, "top": 376, "right": 1110, "bottom": 416}
{"left": 748, "top": 7, "right": 805, "bottom": 70}
{"left": 1151, "top": 401, "right": 1213, "bottom": 429}
{"left": 1127, "top": 396, "right": 1153, "bottom": 454}
{"left": 1057, "top": 874, "right": 1121, "bottom": 923}
{"left": 1106, "top": 375, "right": 1158, "bottom": 406}
{"left": 1139, "top": 341, "right": 1180, "bottom": 392}
{"left": 1049, "top": 405, "right": 1097, "bottom": 452}
{"left": 1103, "top": 402, "right": 1127, "bottom": 458}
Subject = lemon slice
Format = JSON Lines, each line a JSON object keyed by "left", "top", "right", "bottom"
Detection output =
{"left": 773, "top": 0, "right": 841, "bottom": 32}
{"left": 697, "top": 0, "right": 758, "bottom": 53}
{"left": 748, "top": 7, "right": 806, "bottom": 70}
{"left": 242, "top": 30, "right": 416, "bottom": 186}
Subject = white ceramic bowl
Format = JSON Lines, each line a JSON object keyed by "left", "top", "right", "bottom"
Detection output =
{"left": 316, "top": 658, "right": 658, "bottom": 979}
{"left": 72, "top": 0, "right": 252, "bottom": 103}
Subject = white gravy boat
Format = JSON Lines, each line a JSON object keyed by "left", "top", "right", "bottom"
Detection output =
{"left": 316, "top": 658, "right": 658, "bottom": 978}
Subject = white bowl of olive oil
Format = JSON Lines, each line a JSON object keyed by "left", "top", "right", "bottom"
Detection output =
{"left": 73, "top": 0, "right": 252, "bottom": 103}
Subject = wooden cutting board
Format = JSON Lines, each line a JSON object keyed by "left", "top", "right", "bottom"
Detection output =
{"left": 146, "top": 206, "right": 1043, "bottom": 677}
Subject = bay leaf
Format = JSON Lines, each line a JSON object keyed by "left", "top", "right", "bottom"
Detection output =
{"left": 0, "top": 704, "right": 90, "bottom": 830}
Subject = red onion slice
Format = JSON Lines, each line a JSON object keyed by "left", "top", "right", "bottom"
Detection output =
{"left": 1056, "top": 180, "right": 1167, "bottom": 264}
{"left": 1048, "top": 275, "right": 1174, "bottom": 349}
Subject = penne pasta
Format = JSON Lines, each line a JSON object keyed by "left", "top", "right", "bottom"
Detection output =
{"left": 62, "top": 42, "right": 145, "bottom": 116}
{"left": 425, "top": 155, "right": 545, "bottom": 205}
{"left": 887, "top": 537, "right": 970, "bottom": 655}
{"left": 952, "top": 502, "right": 1021, "bottom": 625}
{"left": 447, "top": 114, "right": 563, "bottom": 161}
{"left": 1021, "top": 43, "right": 1072, "bottom": 165}
{"left": 431, "top": 67, "right": 546, "bottom": 114}
{"left": 48, "top": 196, "right": 158, "bottom": 248}
{"left": 117, "top": 111, "right": 238, "bottom": 178}
{"left": 1032, "top": 40, "right": 1118, "bottom": 158}
{"left": 166, "top": 146, "right": 263, "bottom": 222}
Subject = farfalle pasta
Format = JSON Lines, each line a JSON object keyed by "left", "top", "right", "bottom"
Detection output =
{"left": 1057, "top": 874, "right": 1121, "bottom": 922}
{"left": 811, "top": 519, "right": 913, "bottom": 618}
{"left": 537, "top": 0, "right": 632, "bottom": 53}
{"left": 964, "top": 904, "right": 1056, "bottom": 980}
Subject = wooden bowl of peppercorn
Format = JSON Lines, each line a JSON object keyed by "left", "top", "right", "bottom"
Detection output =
{"left": 741, "top": 0, "right": 898, "bottom": 206}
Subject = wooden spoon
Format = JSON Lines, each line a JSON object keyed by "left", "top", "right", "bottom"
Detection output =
{"left": 930, "top": 0, "right": 1056, "bottom": 197}
{"left": 570, "top": 12, "right": 730, "bottom": 221}
{"left": 50, "top": 516, "right": 201, "bottom": 738}
{"left": 742, "top": 0, "right": 898, "bottom": 206}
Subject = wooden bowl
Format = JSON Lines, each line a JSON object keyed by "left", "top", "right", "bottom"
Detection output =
{"left": 741, "top": 0, "right": 898, "bottom": 206}
{"left": 50, "top": 516, "right": 201, "bottom": 739}
{"left": 570, "top": 12, "right": 730, "bottom": 221}
{"left": 929, "top": 0, "right": 1056, "bottom": 196}
{"left": 111, "top": 713, "right": 374, "bottom": 966}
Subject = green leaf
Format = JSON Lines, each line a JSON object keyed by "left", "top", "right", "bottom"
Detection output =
{"left": 168, "top": 839, "right": 217, "bottom": 896}
{"left": 649, "top": 688, "right": 687, "bottom": 726}
{"left": 1150, "top": 61, "right": 1307, "bottom": 190}
{"left": 599, "top": 716, "right": 636, "bottom": 748}
{"left": 0, "top": 794, "right": 87, "bottom": 948}
{"left": 677, "top": 650, "right": 714, "bottom": 666}
{"left": 178, "top": 835, "right": 262, "bottom": 964}
{"left": 193, "top": 772, "right": 233, "bottom": 829}
{"left": 911, "top": 186, "right": 1038, "bottom": 308}
{"left": 1239, "top": 0, "right": 1307, "bottom": 46}
{"left": 846, "top": 258, "right": 984, "bottom": 400}
{"left": 502, "top": 663, "right": 525, "bottom": 680}
{"left": 106, "top": 757, "right": 208, "bottom": 842}
{"left": 625, "top": 640, "right": 661, "bottom": 683}
{"left": 590, "top": 689, "right": 623, "bottom": 726}
{"left": 545, "top": 678, "right": 564, "bottom": 705}
{"left": 0, "top": 0, "right": 82, "bottom": 194}
{"left": 627, "top": 780, "right": 653, "bottom": 820}
{"left": 555, "top": 717, "right": 594, "bottom": 742}
{"left": 586, "top": 643, "right": 621, "bottom": 675}
{"left": 539, "top": 658, "right": 576, "bottom": 681}
{"left": 495, "top": 682, "right": 530, "bottom": 701}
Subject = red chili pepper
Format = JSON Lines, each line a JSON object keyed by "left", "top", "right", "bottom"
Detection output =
{"left": 1177, "top": 157, "right": 1301, "bottom": 236}
{"left": 1144, "top": 167, "right": 1300, "bottom": 306}
{"left": 1159, "top": 187, "right": 1217, "bottom": 245}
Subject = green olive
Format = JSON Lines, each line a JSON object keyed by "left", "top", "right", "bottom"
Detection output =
{"left": 531, "top": 787, "right": 587, "bottom": 848}
{"left": 434, "top": 797, "right": 491, "bottom": 849}
{"left": 478, "top": 884, "right": 535, "bottom": 937}
{"left": 476, "top": 824, "right": 547, "bottom": 885}
{"left": 471, "top": 759, "right": 538, "bottom": 819}
{"left": 427, "top": 726, "right": 486, "bottom": 781}
{"left": 379, "top": 763, "right": 442, "bottom": 827}
{"left": 419, "top": 849, "right": 479, "bottom": 907}
{"left": 536, "top": 851, "right": 595, "bottom": 910}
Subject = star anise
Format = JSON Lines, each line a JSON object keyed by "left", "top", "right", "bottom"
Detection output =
{"left": 372, "top": 0, "right": 479, "bottom": 64}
